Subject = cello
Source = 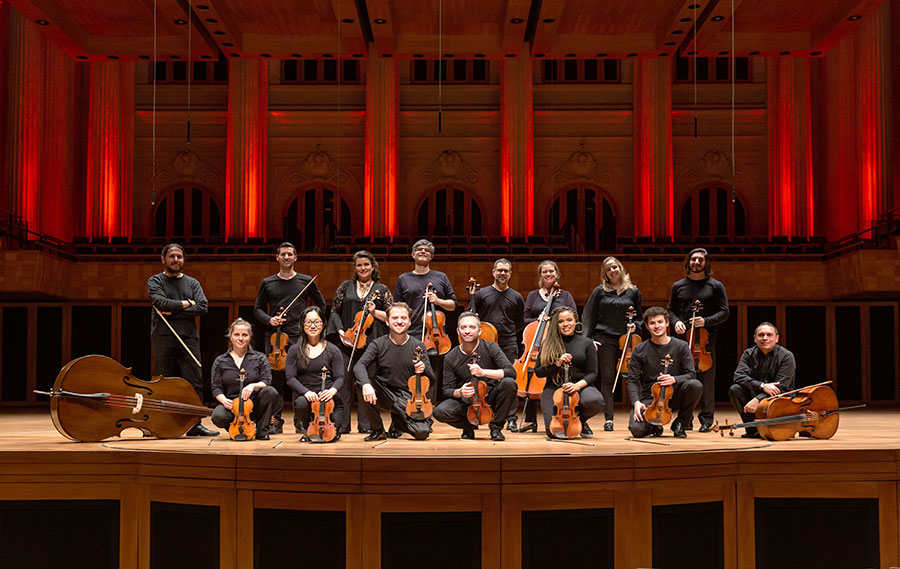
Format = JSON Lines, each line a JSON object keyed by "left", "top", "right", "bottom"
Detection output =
{"left": 466, "top": 352, "right": 493, "bottom": 426}
{"left": 422, "top": 283, "right": 451, "bottom": 356}
{"left": 459, "top": 277, "right": 498, "bottom": 343}
{"left": 644, "top": 354, "right": 674, "bottom": 426}
{"left": 686, "top": 300, "right": 712, "bottom": 372}
{"left": 513, "top": 284, "right": 561, "bottom": 399}
{"left": 268, "top": 275, "right": 319, "bottom": 371}
{"left": 35, "top": 355, "right": 213, "bottom": 442}
{"left": 612, "top": 305, "right": 641, "bottom": 393}
{"left": 307, "top": 367, "right": 338, "bottom": 443}
{"left": 228, "top": 369, "right": 256, "bottom": 441}
{"left": 548, "top": 362, "right": 581, "bottom": 439}
{"left": 406, "top": 346, "right": 433, "bottom": 420}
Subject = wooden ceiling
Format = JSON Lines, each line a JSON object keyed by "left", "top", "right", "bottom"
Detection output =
{"left": 5, "top": 0, "right": 885, "bottom": 61}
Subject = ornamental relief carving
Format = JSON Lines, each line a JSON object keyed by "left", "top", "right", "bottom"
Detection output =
{"left": 420, "top": 150, "right": 484, "bottom": 186}
{"left": 145, "top": 150, "right": 224, "bottom": 194}
{"left": 272, "top": 148, "right": 360, "bottom": 199}
{"left": 550, "top": 148, "right": 622, "bottom": 193}
{"left": 675, "top": 150, "right": 759, "bottom": 200}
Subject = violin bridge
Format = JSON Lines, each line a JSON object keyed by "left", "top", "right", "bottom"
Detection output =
{"left": 132, "top": 393, "right": 144, "bottom": 414}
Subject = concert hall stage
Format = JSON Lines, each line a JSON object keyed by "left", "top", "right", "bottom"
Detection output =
{"left": 1, "top": 408, "right": 898, "bottom": 569}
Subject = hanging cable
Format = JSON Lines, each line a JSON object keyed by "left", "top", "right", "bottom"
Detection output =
{"left": 151, "top": 0, "right": 158, "bottom": 205}
{"left": 438, "top": 0, "right": 442, "bottom": 133}
{"left": 186, "top": 0, "right": 191, "bottom": 143}
{"left": 692, "top": 4, "right": 698, "bottom": 138}
{"left": 731, "top": 0, "right": 736, "bottom": 202}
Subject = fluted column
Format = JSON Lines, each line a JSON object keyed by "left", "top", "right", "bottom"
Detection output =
{"left": 86, "top": 61, "right": 135, "bottom": 238}
{"left": 767, "top": 57, "right": 814, "bottom": 238}
{"left": 364, "top": 45, "right": 399, "bottom": 237}
{"left": 500, "top": 43, "right": 534, "bottom": 237}
{"left": 226, "top": 59, "right": 268, "bottom": 238}
{"left": 633, "top": 59, "right": 673, "bottom": 238}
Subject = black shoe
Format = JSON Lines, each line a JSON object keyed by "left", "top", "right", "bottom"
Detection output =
{"left": 388, "top": 426, "right": 402, "bottom": 439}
{"left": 510, "top": 421, "right": 537, "bottom": 433}
{"left": 270, "top": 417, "right": 284, "bottom": 435}
{"left": 358, "top": 427, "right": 371, "bottom": 434}
{"left": 651, "top": 425, "right": 664, "bottom": 437}
{"left": 603, "top": 421, "right": 614, "bottom": 432}
{"left": 683, "top": 422, "right": 694, "bottom": 431}
{"left": 461, "top": 427, "right": 475, "bottom": 440}
{"left": 186, "top": 422, "right": 219, "bottom": 437}
{"left": 741, "top": 431, "right": 761, "bottom": 439}
{"left": 339, "top": 428, "right": 351, "bottom": 435}
{"left": 364, "top": 428, "right": 387, "bottom": 441}
{"left": 299, "top": 433, "right": 310, "bottom": 442}
{"left": 506, "top": 417, "right": 517, "bottom": 431}
{"left": 580, "top": 421, "right": 594, "bottom": 438}
{"left": 255, "top": 429, "right": 270, "bottom": 441}
{"left": 490, "top": 426, "right": 505, "bottom": 441}
{"left": 698, "top": 423, "right": 712, "bottom": 433}
{"left": 672, "top": 421, "right": 687, "bottom": 438}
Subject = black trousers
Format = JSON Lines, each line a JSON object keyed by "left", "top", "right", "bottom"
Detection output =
{"left": 433, "top": 377, "right": 518, "bottom": 431}
{"left": 540, "top": 384, "right": 605, "bottom": 434}
{"left": 728, "top": 383, "right": 761, "bottom": 435}
{"left": 358, "top": 380, "right": 432, "bottom": 440}
{"left": 211, "top": 386, "right": 282, "bottom": 433}
{"left": 694, "top": 340, "right": 718, "bottom": 426}
{"left": 628, "top": 379, "right": 703, "bottom": 438}
{"left": 264, "top": 333, "right": 298, "bottom": 423}
{"left": 152, "top": 334, "right": 203, "bottom": 400}
{"left": 594, "top": 333, "right": 620, "bottom": 422}
{"left": 293, "top": 394, "right": 346, "bottom": 431}
{"left": 336, "top": 345, "right": 370, "bottom": 432}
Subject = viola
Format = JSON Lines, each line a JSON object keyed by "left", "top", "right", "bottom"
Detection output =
{"left": 712, "top": 382, "right": 864, "bottom": 441}
{"left": 406, "top": 346, "right": 433, "bottom": 419}
{"left": 548, "top": 362, "right": 582, "bottom": 439}
{"left": 612, "top": 305, "right": 641, "bottom": 393}
{"left": 466, "top": 352, "right": 493, "bottom": 426}
{"left": 228, "top": 369, "right": 256, "bottom": 441}
{"left": 35, "top": 355, "right": 213, "bottom": 442}
{"left": 422, "top": 283, "right": 451, "bottom": 356}
{"left": 513, "top": 283, "right": 561, "bottom": 398}
{"left": 342, "top": 289, "right": 382, "bottom": 350}
{"left": 686, "top": 300, "right": 712, "bottom": 372}
{"left": 459, "top": 277, "right": 499, "bottom": 343}
{"left": 307, "top": 367, "right": 337, "bottom": 443}
{"left": 644, "top": 354, "right": 674, "bottom": 426}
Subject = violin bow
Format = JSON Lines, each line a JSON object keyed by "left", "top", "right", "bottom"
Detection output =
{"left": 276, "top": 274, "right": 319, "bottom": 320}
{"left": 152, "top": 305, "right": 202, "bottom": 367}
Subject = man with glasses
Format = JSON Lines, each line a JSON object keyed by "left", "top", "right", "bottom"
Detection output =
{"left": 472, "top": 258, "right": 525, "bottom": 364}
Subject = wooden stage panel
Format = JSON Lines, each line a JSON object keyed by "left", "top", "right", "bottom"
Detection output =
{"left": 2, "top": 409, "right": 900, "bottom": 569}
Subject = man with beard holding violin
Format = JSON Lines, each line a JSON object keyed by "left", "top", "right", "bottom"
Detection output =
{"left": 254, "top": 242, "right": 326, "bottom": 433}
{"left": 433, "top": 312, "right": 518, "bottom": 441}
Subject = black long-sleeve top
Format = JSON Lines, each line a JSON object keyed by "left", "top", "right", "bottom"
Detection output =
{"left": 394, "top": 270, "right": 457, "bottom": 338}
{"left": 626, "top": 338, "right": 696, "bottom": 402}
{"left": 325, "top": 280, "right": 393, "bottom": 346}
{"left": 210, "top": 349, "right": 272, "bottom": 399}
{"left": 148, "top": 272, "right": 208, "bottom": 338}
{"left": 732, "top": 344, "right": 796, "bottom": 400}
{"left": 285, "top": 341, "right": 345, "bottom": 396}
{"left": 581, "top": 285, "right": 643, "bottom": 340}
{"left": 534, "top": 334, "right": 598, "bottom": 388}
{"left": 254, "top": 273, "right": 326, "bottom": 339}
{"left": 353, "top": 335, "right": 436, "bottom": 391}
{"left": 523, "top": 289, "right": 577, "bottom": 325}
{"left": 472, "top": 286, "right": 525, "bottom": 346}
{"left": 441, "top": 340, "right": 516, "bottom": 399}
{"left": 667, "top": 276, "right": 729, "bottom": 340}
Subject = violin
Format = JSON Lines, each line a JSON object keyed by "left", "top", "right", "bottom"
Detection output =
{"left": 686, "top": 300, "right": 712, "bottom": 372}
{"left": 342, "top": 289, "right": 382, "bottom": 349}
{"left": 35, "top": 355, "right": 213, "bottom": 442}
{"left": 228, "top": 369, "right": 256, "bottom": 441}
{"left": 307, "top": 367, "right": 337, "bottom": 443}
{"left": 513, "top": 283, "right": 561, "bottom": 398}
{"left": 612, "top": 305, "right": 641, "bottom": 393}
{"left": 406, "top": 346, "right": 433, "bottom": 419}
{"left": 459, "top": 277, "right": 499, "bottom": 343}
{"left": 466, "top": 352, "right": 493, "bottom": 426}
{"left": 268, "top": 313, "right": 289, "bottom": 371}
{"left": 548, "top": 362, "right": 581, "bottom": 439}
{"left": 644, "top": 354, "right": 674, "bottom": 426}
{"left": 422, "top": 283, "right": 451, "bottom": 356}
{"left": 712, "top": 381, "right": 865, "bottom": 441}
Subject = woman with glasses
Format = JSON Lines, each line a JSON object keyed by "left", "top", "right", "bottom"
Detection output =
{"left": 286, "top": 306, "right": 344, "bottom": 440}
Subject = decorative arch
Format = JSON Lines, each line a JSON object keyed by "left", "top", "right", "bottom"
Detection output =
{"left": 548, "top": 184, "right": 618, "bottom": 252}
{"left": 151, "top": 183, "right": 224, "bottom": 238}
{"left": 415, "top": 185, "right": 485, "bottom": 237}
{"left": 283, "top": 184, "right": 352, "bottom": 253}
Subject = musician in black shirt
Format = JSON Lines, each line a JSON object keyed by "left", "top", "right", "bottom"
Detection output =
{"left": 472, "top": 259, "right": 525, "bottom": 364}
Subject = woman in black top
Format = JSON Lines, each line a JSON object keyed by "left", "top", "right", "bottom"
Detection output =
{"left": 287, "top": 306, "right": 345, "bottom": 441}
{"left": 581, "top": 256, "right": 642, "bottom": 432}
{"left": 534, "top": 307, "right": 604, "bottom": 438}
{"left": 325, "top": 250, "right": 393, "bottom": 434}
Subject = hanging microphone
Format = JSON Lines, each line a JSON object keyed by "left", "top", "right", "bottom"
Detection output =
{"left": 693, "top": 115, "right": 698, "bottom": 138}
{"left": 151, "top": 185, "right": 156, "bottom": 206}
{"left": 731, "top": 185, "right": 736, "bottom": 203}
{"left": 438, "top": 108, "right": 442, "bottom": 133}
{"left": 187, "top": 118, "right": 191, "bottom": 144}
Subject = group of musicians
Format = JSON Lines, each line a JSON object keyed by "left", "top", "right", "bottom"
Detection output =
{"left": 148, "top": 240, "right": 796, "bottom": 442}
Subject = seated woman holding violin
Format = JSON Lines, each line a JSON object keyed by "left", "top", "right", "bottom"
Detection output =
{"left": 626, "top": 307, "right": 702, "bottom": 439}
{"left": 533, "top": 306, "right": 605, "bottom": 439}
{"left": 210, "top": 318, "right": 282, "bottom": 440}
{"left": 286, "top": 306, "right": 345, "bottom": 440}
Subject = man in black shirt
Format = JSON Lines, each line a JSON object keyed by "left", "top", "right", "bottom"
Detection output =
{"left": 148, "top": 243, "right": 216, "bottom": 436}
{"left": 729, "top": 322, "right": 796, "bottom": 438}
{"left": 434, "top": 312, "right": 518, "bottom": 441}
{"left": 627, "top": 307, "right": 702, "bottom": 438}
{"left": 254, "top": 242, "right": 326, "bottom": 432}
{"left": 472, "top": 258, "right": 525, "bottom": 364}
{"left": 667, "top": 248, "right": 729, "bottom": 432}
{"left": 353, "top": 303, "right": 435, "bottom": 441}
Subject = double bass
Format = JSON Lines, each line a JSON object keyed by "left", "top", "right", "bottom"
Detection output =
{"left": 686, "top": 300, "right": 712, "bottom": 372}
{"left": 513, "top": 284, "right": 561, "bottom": 399}
{"left": 307, "top": 367, "right": 338, "bottom": 443}
{"left": 35, "top": 355, "right": 213, "bottom": 442}
{"left": 406, "top": 346, "right": 433, "bottom": 420}
{"left": 612, "top": 306, "right": 641, "bottom": 393}
{"left": 228, "top": 369, "right": 256, "bottom": 441}
{"left": 422, "top": 283, "right": 451, "bottom": 356}
{"left": 466, "top": 352, "right": 493, "bottom": 426}
{"left": 459, "top": 277, "right": 498, "bottom": 343}
{"left": 548, "top": 362, "right": 582, "bottom": 439}
{"left": 644, "top": 354, "right": 674, "bottom": 426}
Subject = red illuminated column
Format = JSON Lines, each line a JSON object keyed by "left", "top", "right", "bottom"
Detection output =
{"left": 500, "top": 44, "right": 534, "bottom": 237}
{"left": 226, "top": 59, "right": 268, "bottom": 239}
{"left": 633, "top": 59, "right": 673, "bottom": 238}
{"left": 86, "top": 61, "right": 135, "bottom": 238}
{"left": 766, "top": 57, "right": 813, "bottom": 238}
{"left": 364, "top": 45, "right": 398, "bottom": 237}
